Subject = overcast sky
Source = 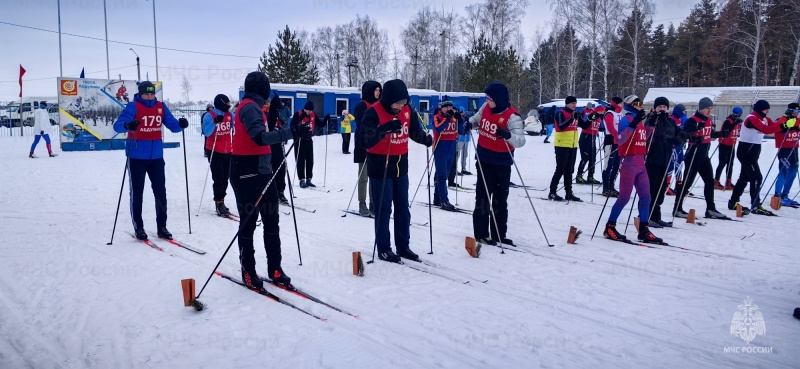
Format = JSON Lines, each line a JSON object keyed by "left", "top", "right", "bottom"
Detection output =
{"left": 0, "top": 0, "right": 695, "bottom": 103}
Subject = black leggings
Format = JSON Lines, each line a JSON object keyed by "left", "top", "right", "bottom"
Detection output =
{"left": 715, "top": 144, "right": 735, "bottom": 182}
{"left": 731, "top": 142, "right": 763, "bottom": 207}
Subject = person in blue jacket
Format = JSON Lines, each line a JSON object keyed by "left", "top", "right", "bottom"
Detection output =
{"left": 113, "top": 81, "right": 188, "bottom": 240}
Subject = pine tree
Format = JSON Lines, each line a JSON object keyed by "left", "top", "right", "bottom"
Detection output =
{"left": 259, "top": 25, "right": 319, "bottom": 84}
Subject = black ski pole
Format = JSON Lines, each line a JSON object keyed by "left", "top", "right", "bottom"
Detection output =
{"left": 755, "top": 134, "right": 791, "bottom": 207}
{"left": 368, "top": 141, "right": 393, "bottom": 264}
{"left": 623, "top": 193, "right": 638, "bottom": 234}
{"left": 107, "top": 158, "right": 129, "bottom": 245}
{"left": 181, "top": 129, "right": 192, "bottom": 234}
{"left": 469, "top": 130, "right": 505, "bottom": 253}
{"left": 197, "top": 132, "right": 217, "bottom": 216}
{"left": 284, "top": 152, "right": 303, "bottom": 266}
{"left": 196, "top": 140, "right": 296, "bottom": 300}
{"left": 342, "top": 161, "right": 368, "bottom": 217}
{"left": 590, "top": 194, "right": 611, "bottom": 240}
{"left": 503, "top": 140, "right": 555, "bottom": 247}
{"left": 426, "top": 145, "right": 433, "bottom": 255}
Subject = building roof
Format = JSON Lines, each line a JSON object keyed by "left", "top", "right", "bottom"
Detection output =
{"left": 242, "top": 83, "right": 484, "bottom": 98}
{"left": 643, "top": 86, "right": 800, "bottom": 106}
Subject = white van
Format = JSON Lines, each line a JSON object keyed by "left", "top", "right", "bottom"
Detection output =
{"left": 3, "top": 97, "right": 58, "bottom": 127}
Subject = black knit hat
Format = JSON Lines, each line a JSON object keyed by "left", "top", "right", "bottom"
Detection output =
{"left": 484, "top": 82, "right": 510, "bottom": 113}
{"left": 380, "top": 79, "right": 410, "bottom": 111}
{"left": 214, "top": 94, "right": 230, "bottom": 112}
{"left": 789, "top": 102, "right": 800, "bottom": 110}
{"left": 654, "top": 96, "right": 670, "bottom": 109}
{"left": 565, "top": 96, "right": 577, "bottom": 105}
{"left": 244, "top": 71, "right": 270, "bottom": 100}
{"left": 138, "top": 81, "right": 156, "bottom": 95}
{"left": 303, "top": 101, "right": 314, "bottom": 111}
{"left": 753, "top": 100, "right": 770, "bottom": 114}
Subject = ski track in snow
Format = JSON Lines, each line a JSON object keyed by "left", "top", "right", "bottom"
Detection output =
{"left": 1, "top": 134, "right": 798, "bottom": 368}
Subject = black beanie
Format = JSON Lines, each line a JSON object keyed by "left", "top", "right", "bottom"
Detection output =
{"left": 484, "top": 82, "right": 510, "bottom": 113}
{"left": 753, "top": 100, "right": 770, "bottom": 114}
{"left": 303, "top": 101, "right": 314, "bottom": 111}
{"left": 654, "top": 96, "right": 670, "bottom": 109}
{"left": 380, "top": 79, "right": 410, "bottom": 112}
{"left": 244, "top": 71, "right": 270, "bottom": 101}
{"left": 361, "top": 80, "right": 381, "bottom": 104}
{"left": 565, "top": 96, "right": 577, "bottom": 105}
{"left": 214, "top": 94, "right": 230, "bottom": 112}
{"left": 138, "top": 81, "right": 155, "bottom": 95}
{"left": 789, "top": 103, "right": 800, "bottom": 110}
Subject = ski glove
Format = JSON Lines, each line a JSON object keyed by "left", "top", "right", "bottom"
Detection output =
{"left": 495, "top": 127, "right": 512, "bottom": 140}
{"left": 464, "top": 122, "right": 473, "bottom": 131}
{"left": 298, "top": 124, "right": 313, "bottom": 139}
{"left": 125, "top": 120, "right": 141, "bottom": 131}
{"left": 179, "top": 117, "right": 189, "bottom": 128}
{"left": 782, "top": 118, "right": 797, "bottom": 130}
{"left": 214, "top": 115, "right": 224, "bottom": 124}
{"left": 587, "top": 113, "right": 598, "bottom": 121}
{"left": 377, "top": 119, "right": 403, "bottom": 134}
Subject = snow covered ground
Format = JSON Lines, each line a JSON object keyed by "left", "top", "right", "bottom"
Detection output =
{"left": 1, "top": 132, "right": 798, "bottom": 369}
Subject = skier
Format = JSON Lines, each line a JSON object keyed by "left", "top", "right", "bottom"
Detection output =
{"left": 727, "top": 100, "right": 783, "bottom": 215}
{"left": 457, "top": 108, "right": 472, "bottom": 175}
{"left": 602, "top": 97, "right": 624, "bottom": 197}
{"left": 201, "top": 94, "right": 233, "bottom": 216}
{"left": 267, "top": 93, "right": 289, "bottom": 204}
{"left": 548, "top": 96, "right": 587, "bottom": 202}
{"left": 353, "top": 81, "right": 382, "bottom": 217}
{"left": 340, "top": 109, "right": 355, "bottom": 154}
{"left": 113, "top": 81, "right": 188, "bottom": 240}
{"left": 467, "top": 82, "right": 526, "bottom": 246}
{"left": 544, "top": 105, "right": 556, "bottom": 143}
{"left": 201, "top": 104, "right": 213, "bottom": 157}
{"left": 432, "top": 100, "right": 464, "bottom": 211}
{"left": 672, "top": 97, "right": 730, "bottom": 219}
{"left": 772, "top": 103, "right": 800, "bottom": 207}
{"left": 361, "top": 79, "right": 433, "bottom": 262}
{"left": 714, "top": 106, "right": 743, "bottom": 190}
{"left": 29, "top": 102, "right": 56, "bottom": 158}
{"left": 290, "top": 101, "right": 327, "bottom": 188}
{"left": 603, "top": 95, "right": 662, "bottom": 243}
{"left": 644, "top": 97, "right": 680, "bottom": 228}
{"left": 665, "top": 104, "right": 688, "bottom": 196}
{"left": 231, "top": 71, "right": 299, "bottom": 290}
{"left": 576, "top": 104, "right": 604, "bottom": 185}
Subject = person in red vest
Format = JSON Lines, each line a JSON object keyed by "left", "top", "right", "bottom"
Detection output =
{"left": 602, "top": 97, "right": 624, "bottom": 197}
{"left": 290, "top": 101, "right": 327, "bottom": 188}
{"left": 353, "top": 81, "right": 382, "bottom": 216}
{"left": 431, "top": 100, "right": 464, "bottom": 211}
{"left": 361, "top": 79, "right": 433, "bottom": 263}
{"left": 603, "top": 95, "right": 662, "bottom": 243}
{"left": 201, "top": 94, "right": 233, "bottom": 216}
{"left": 576, "top": 104, "right": 605, "bottom": 184}
{"left": 772, "top": 103, "right": 800, "bottom": 207}
{"left": 467, "top": 82, "right": 526, "bottom": 246}
{"left": 714, "top": 106, "right": 743, "bottom": 190}
{"left": 231, "top": 72, "right": 303, "bottom": 290}
{"left": 113, "top": 81, "right": 188, "bottom": 241}
{"left": 267, "top": 93, "right": 289, "bottom": 204}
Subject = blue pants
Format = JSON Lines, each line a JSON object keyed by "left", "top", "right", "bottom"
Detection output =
{"left": 433, "top": 140, "right": 456, "bottom": 204}
{"left": 30, "top": 134, "right": 51, "bottom": 153}
{"left": 128, "top": 158, "right": 167, "bottom": 231}
{"left": 545, "top": 124, "right": 554, "bottom": 139}
{"left": 775, "top": 148, "right": 798, "bottom": 197}
{"left": 608, "top": 156, "right": 651, "bottom": 224}
{"left": 370, "top": 175, "right": 411, "bottom": 254}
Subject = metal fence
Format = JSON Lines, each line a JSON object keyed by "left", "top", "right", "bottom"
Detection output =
{"left": 0, "top": 125, "right": 60, "bottom": 137}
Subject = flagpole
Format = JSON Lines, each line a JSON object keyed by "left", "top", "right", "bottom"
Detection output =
{"left": 103, "top": 0, "right": 110, "bottom": 79}
{"left": 152, "top": 0, "right": 159, "bottom": 82}
{"left": 57, "top": 0, "right": 63, "bottom": 77}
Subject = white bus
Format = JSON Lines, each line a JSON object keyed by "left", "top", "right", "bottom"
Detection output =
{"left": 2, "top": 97, "right": 58, "bottom": 127}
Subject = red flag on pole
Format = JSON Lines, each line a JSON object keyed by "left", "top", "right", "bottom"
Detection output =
{"left": 19, "top": 65, "right": 26, "bottom": 97}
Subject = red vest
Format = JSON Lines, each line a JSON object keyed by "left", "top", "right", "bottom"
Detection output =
{"left": 718, "top": 117, "right": 741, "bottom": 146}
{"left": 688, "top": 116, "right": 713, "bottom": 145}
{"left": 433, "top": 113, "right": 458, "bottom": 142}
{"left": 774, "top": 117, "right": 799, "bottom": 148}
{"left": 366, "top": 103, "right": 411, "bottom": 155}
{"left": 582, "top": 112, "right": 602, "bottom": 135}
{"left": 554, "top": 109, "right": 578, "bottom": 133}
{"left": 129, "top": 101, "right": 164, "bottom": 141}
{"left": 297, "top": 110, "right": 317, "bottom": 131}
{"left": 205, "top": 111, "right": 233, "bottom": 154}
{"left": 232, "top": 99, "right": 271, "bottom": 156}
{"left": 477, "top": 104, "right": 518, "bottom": 153}
{"left": 618, "top": 112, "right": 647, "bottom": 156}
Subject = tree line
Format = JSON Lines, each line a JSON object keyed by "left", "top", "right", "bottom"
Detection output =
{"left": 258, "top": 0, "right": 800, "bottom": 113}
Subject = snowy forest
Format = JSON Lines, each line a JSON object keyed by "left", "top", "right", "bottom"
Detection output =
{"left": 258, "top": 0, "right": 800, "bottom": 112}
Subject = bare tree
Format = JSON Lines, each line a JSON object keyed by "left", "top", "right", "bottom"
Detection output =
{"left": 311, "top": 26, "right": 339, "bottom": 86}
{"left": 570, "top": 0, "right": 603, "bottom": 97}
{"left": 352, "top": 15, "right": 389, "bottom": 83}
{"left": 737, "top": 0, "right": 776, "bottom": 85}
{"left": 484, "top": 0, "right": 530, "bottom": 49}
{"left": 598, "top": 0, "right": 622, "bottom": 99}
{"left": 181, "top": 75, "right": 192, "bottom": 105}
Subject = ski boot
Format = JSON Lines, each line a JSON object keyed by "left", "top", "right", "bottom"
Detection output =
{"left": 565, "top": 193, "right": 583, "bottom": 202}
{"left": 134, "top": 228, "right": 148, "bottom": 241}
{"left": 673, "top": 209, "right": 689, "bottom": 218}
{"left": 157, "top": 226, "right": 173, "bottom": 240}
{"left": 638, "top": 225, "right": 663, "bottom": 244}
{"left": 358, "top": 202, "right": 371, "bottom": 217}
{"left": 603, "top": 222, "right": 627, "bottom": 241}
{"left": 752, "top": 206, "right": 775, "bottom": 216}
{"left": 587, "top": 177, "right": 601, "bottom": 185}
{"left": 215, "top": 201, "right": 230, "bottom": 217}
{"left": 727, "top": 200, "right": 751, "bottom": 215}
{"left": 440, "top": 201, "right": 456, "bottom": 211}
{"left": 498, "top": 238, "right": 515, "bottom": 246}
{"left": 269, "top": 266, "right": 291, "bottom": 287}
{"left": 278, "top": 192, "right": 289, "bottom": 205}
{"left": 299, "top": 179, "right": 308, "bottom": 188}
{"left": 461, "top": 170, "right": 473, "bottom": 175}
{"left": 397, "top": 248, "right": 420, "bottom": 261}
{"left": 575, "top": 176, "right": 586, "bottom": 184}
{"left": 654, "top": 219, "right": 673, "bottom": 228}
{"left": 780, "top": 196, "right": 798, "bottom": 207}
{"left": 705, "top": 209, "right": 729, "bottom": 219}
{"left": 714, "top": 180, "right": 725, "bottom": 190}
{"left": 378, "top": 249, "right": 402, "bottom": 263}
{"left": 241, "top": 269, "right": 264, "bottom": 291}
{"left": 548, "top": 192, "right": 564, "bottom": 201}
{"left": 28, "top": 152, "right": 37, "bottom": 158}
{"left": 306, "top": 180, "right": 317, "bottom": 188}
{"left": 476, "top": 237, "right": 497, "bottom": 246}
{"left": 665, "top": 188, "right": 675, "bottom": 196}
{"left": 48, "top": 153, "right": 58, "bottom": 157}
{"left": 725, "top": 179, "right": 735, "bottom": 191}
